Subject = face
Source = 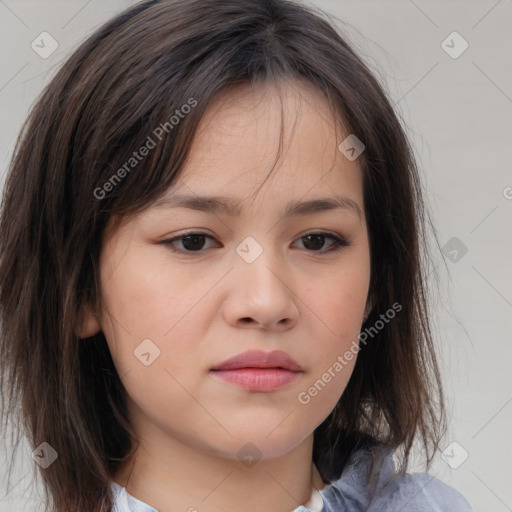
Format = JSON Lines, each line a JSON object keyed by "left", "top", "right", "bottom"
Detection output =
{"left": 82, "top": 80, "right": 370, "bottom": 463}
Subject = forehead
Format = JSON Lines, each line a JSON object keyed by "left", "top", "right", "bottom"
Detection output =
{"left": 102, "top": 81, "right": 366, "bottom": 242}
{"left": 160, "top": 79, "right": 363, "bottom": 208}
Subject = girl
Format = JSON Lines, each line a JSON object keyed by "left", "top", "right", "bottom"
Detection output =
{"left": 0, "top": 0, "right": 473, "bottom": 511}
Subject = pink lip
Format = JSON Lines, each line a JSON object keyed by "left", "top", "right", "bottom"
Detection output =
{"left": 210, "top": 350, "right": 303, "bottom": 392}
{"left": 211, "top": 349, "right": 302, "bottom": 371}
{"left": 211, "top": 368, "right": 300, "bottom": 391}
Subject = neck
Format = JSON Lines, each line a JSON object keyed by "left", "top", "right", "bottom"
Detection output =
{"left": 113, "top": 426, "right": 327, "bottom": 512}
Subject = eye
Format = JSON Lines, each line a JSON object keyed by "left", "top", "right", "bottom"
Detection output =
{"left": 160, "top": 231, "right": 350, "bottom": 254}
{"left": 162, "top": 231, "right": 218, "bottom": 253}
{"left": 294, "top": 232, "right": 350, "bottom": 253}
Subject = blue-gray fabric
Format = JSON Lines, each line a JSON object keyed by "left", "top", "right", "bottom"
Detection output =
{"left": 111, "top": 444, "right": 472, "bottom": 511}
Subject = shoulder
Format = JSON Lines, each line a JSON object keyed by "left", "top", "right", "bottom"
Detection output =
{"left": 370, "top": 471, "right": 473, "bottom": 512}
{"left": 320, "top": 442, "right": 473, "bottom": 512}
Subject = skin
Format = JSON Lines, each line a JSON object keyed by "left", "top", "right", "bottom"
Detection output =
{"left": 76, "top": 79, "right": 371, "bottom": 512}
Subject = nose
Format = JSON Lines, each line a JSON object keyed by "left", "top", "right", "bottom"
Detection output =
{"left": 222, "top": 241, "right": 299, "bottom": 331}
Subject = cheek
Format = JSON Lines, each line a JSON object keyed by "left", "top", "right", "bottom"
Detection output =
{"left": 309, "top": 257, "right": 370, "bottom": 342}
{"left": 98, "top": 256, "right": 207, "bottom": 426}
{"left": 98, "top": 245, "right": 208, "bottom": 377}
{"left": 100, "top": 240, "right": 206, "bottom": 330}
{"left": 299, "top": 256, "right": 369, "bottom": 407}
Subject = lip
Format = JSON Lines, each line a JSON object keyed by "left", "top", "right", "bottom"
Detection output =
{"left": 211, "top": 368, "right": 300, "bottom": 391}
{"left": 210, "top": 350, "right": 303, "bottom": 392}
{"left": 211, "top": 349, "right": 303, "bottom": 372}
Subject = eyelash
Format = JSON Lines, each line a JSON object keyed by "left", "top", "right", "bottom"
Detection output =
{"left": 160, "top": 231, "right": 351, "bottom": 255}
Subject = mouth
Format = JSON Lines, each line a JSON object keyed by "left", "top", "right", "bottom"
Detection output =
{"left": 210, "top": 350, "right": 303, "bottom": 392}
{"left": 210, "top": 367, "right": 301, "bottom": 392}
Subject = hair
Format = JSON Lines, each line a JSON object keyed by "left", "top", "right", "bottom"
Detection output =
{"left": 0, "top": 0, "right": 447, "bottom": 510}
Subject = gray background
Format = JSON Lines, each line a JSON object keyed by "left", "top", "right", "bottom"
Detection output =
{"left": 1, "top": 1, "right": 511, "bottom": 511}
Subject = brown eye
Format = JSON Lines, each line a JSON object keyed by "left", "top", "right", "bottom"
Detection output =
{"left": 162, "top": 232, "right": 218, "bottom": 253}
{"left": 178, "top": 234, "right": 208, "bottom": 251}
{"left": 296, "top": 233, "right": 350, "bottom": 253}
{"left": 302, "top": 234, "right": 328, "bottom": 251}
{"left": 161, "top": 231, "right": 350, "bottom": 255}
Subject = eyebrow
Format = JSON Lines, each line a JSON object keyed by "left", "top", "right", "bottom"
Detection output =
{"left": 153, "top": 193, "right": 363, "bottom": 219}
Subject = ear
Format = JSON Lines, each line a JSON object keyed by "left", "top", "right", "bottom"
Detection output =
{"left": 74, "top": 303, "right": 101, "bottom": 339}
{"left": 363, "top": 296, "right": 373, "bottom": 321}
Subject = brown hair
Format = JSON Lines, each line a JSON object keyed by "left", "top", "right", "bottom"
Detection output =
{"left": 0, "top": 0, "right": 446, "bottom": 510}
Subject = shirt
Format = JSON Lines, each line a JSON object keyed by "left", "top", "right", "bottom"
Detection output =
{"left": 110, "top": 443, "right": 473, "bottom": 511}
